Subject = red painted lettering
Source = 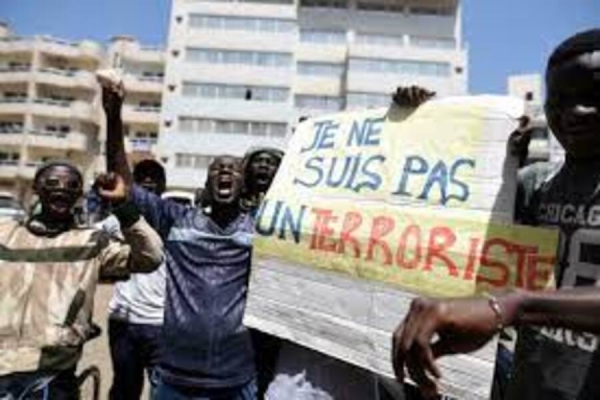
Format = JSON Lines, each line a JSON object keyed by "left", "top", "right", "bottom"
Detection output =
{"left": 337, "top": 212, "right": 363, "bottom": 258}
{"left": 424, "top": 226, "right": 459, "bottom": 277}
{"left": 477, "top": 238, "right": 511, "bottom": 288}
{"left": 462, "top": 238, "right": 481, "bottom": 281}
{"left": 366, "top": 216, "right": 395, "bottom": 265}
{"left": 396, "top": 224, "right": 422, "bottom": 269}
{"left": 310, "top": 208, "right": 338, "bottom": 252}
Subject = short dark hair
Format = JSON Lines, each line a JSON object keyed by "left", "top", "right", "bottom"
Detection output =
{"left": 133, "top": 159, "right": 166, "bottom": 184}
{"left": 34, "top": 161, "right": 83, "bottom": 184}
{"left": 548, "top": 29, "right": 600, "bottom": 70}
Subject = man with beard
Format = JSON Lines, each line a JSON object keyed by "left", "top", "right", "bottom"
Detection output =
{"left": 240, "top": 147, "right": 284, "bottom": 213}
{"left": 0, "top": 162, "right": 163, "bottom": 399}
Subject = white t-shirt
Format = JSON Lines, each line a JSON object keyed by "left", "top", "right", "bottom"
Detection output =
{"left": 101, "top": 215, "right": 166, "bottom": 325}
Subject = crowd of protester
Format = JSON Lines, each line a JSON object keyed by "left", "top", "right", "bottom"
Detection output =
{"left": 0, "top": 28, "right": 598, "bottom": 400}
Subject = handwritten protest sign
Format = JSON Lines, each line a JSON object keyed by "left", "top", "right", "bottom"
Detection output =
{"left": 244, "top": 97, "right": 560, "bottom": 399}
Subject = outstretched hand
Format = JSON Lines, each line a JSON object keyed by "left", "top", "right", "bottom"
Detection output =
{"left": 392, "top": 297, "right": 502, "bottom": 398}
{"left": 94, "top": 173, "right": 129, "bottom": 204}
{"left": 392, "top": 86, "right": 436, "bottom": 108}
{"left": 100, "top": 81, "right": 125, "bottom": 118}
{"left": 509, "top": 115, "right": 534, "bottom": 166}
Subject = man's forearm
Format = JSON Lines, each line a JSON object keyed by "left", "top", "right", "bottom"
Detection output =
{"left": 106, "top": 112, "right": 132, "bottom": 183}
{"left": 500, "top": 287, "right": 600, "bottom": 333}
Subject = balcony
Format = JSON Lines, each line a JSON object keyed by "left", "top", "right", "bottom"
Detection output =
{"left": 127, "top": 137, "right": 158, "bottom": 153}
{"left": 122, "top": 105, "right": 161, "bottom": 125}
{"left": 31, "top": 98, "right": 98, "bottom": 123}
{"left": 21, "top": 161, "right": 41, "bottom": 180}
{"left": 0, "top": 129, "right": 24, "bottom": 147}
{"left": 0, "top": 160, "right": 19, "bottom": 179}
{"left": 121, "top": 46, "right": 165, "bottom": 64}
{"left": 0, "top": 66, "right": 33, "bottom": 84}
{"left": 27, "top": 130, "right": 88, "bottom": 152}
{"left": 123, "top": 74, "right": 164, "bottom": 94}
{"left": 0, "top": 97, "right": 29, "bottom": 114}
{"left": 36, "top": 67, "right": 97, "bottom": 89}
{"left": 37, "top": 36, "right": 104, "bottom": 61}
{"left": 0, "top": 37, "right": 35, "bottom": 54}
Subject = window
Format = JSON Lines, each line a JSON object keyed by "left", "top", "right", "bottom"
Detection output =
{"left": 0, "top": 121, "right": 23, "bottom": 133}
{"left": 346, "top": 92, "right": 391, "bottom": 108}
{"left": 297, "top": 62, "right": 344, "bottom": 77}
{"left": 355, "top": 33, "right": 403, "bottom": 47}
{"left": 295, "top": 95, "right": 344, "bottom": 111}
{"left": 300, "top": 29, "right": 346, "bottom": 44}
{"left": 349, "top": 58, "right": 450, "bottom": 77}
{"left": 186, "top": 48, "right": 292, "bottom": 68}
{"left": 174, "top": 152, "right": 232, "bottom": 170}
{"left": 300, "top": 0, "right": 348, "bottom": 8}
{"left": 357, "top": 0, "right": 404, "bottom": 12}
{"left": 182, "top": 82, "right": 289, "bottom": 103}
{"left": 411, "top": 36, "right": 455, "bottom": 49}
{"left": 178, "top": 117, "right": 287, "bottom": 138}
{"left": 189, "top": 15, "right": 296, "bottom": 33}
{"left": 410, "top": 6, "right": 454, "bottom": 16}
{"left": 0, "top": 152, "right": 19, "bottom": 165}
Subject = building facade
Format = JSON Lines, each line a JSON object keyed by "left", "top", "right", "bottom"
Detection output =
{"left": 0, "top": 23, "right": 164, "bottom": 203}
{"left": 160, "top": 0, "right": 468, "bottom": 190}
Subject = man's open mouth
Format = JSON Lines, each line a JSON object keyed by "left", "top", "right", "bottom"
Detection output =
{"left": 49, "top": 192, "right": 73, "bottom": 209}
{"left": 216, "top": 176, "right": 234, "bottom": 197}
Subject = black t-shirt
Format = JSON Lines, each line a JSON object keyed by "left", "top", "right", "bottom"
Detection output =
{"left": 509, "top": 158, "right": 600, "bottom": 400}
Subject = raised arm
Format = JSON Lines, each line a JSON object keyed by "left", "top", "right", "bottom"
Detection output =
{"left": 392, "top": 288, "right": 600, "bottom": 398}
{"left": 100, "top": 80, "right": 132, "bottom": 184}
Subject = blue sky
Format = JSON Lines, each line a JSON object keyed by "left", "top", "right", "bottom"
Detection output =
{"left": 1, "top": 0, "right": 598, "bottom": 94}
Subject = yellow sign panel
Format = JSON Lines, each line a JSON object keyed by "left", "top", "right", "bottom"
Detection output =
{"left": 254, "top": 99, "right": 559, "bottom": 297}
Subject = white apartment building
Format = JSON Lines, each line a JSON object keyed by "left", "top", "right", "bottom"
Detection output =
{"left": 160, "top": 0, "right": 468, "bottom": 191}
{"left": 0, "top": 22, "right": 164, "bottom": 202}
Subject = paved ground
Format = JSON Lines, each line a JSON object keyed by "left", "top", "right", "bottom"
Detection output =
{"left": 78, "top": 283, "right": 150, "bottom": 400}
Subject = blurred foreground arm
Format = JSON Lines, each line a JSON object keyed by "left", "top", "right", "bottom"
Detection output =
{"left": 393, "top": 288, "right": 600, "bottom": 398}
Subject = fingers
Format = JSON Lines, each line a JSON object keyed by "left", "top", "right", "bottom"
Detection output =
{"left": 94, "top": 173, "right": 126, "bottom": 202}
{"left": 392, "top": 322, "right": 406, "bottom": 383}
{"left": 392, "top": 298, "right": 444, "bottom": 398}
{"left": 393, "top": 86, "right": 436, "bottom": 107}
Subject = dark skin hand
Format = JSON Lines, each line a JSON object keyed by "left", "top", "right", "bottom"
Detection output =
{"left": 393, "top": 86, "right": 436, "bottom": 108}
{"left": 393, "top": 288, "right": 600, "bottom": 398}
{"left": 94, "top": 172, "right": 129, "bottom": 204}
{"left": 100, "top": 80, "right": 132, "bottom": 184}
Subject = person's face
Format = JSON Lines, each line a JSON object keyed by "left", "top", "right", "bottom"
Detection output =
{"left": 35, "top": 165, "right": 82, "bottom": 220}
{"left": 136, "top": 173, "right": 165, "bottom": 195}
{"left": 208, "top": 156, "right": 242, "bottom": 205}
{"left": 545, "top": 51, "right": 600, "bottom": 159}
{"left": 249, "top": 152, "right": 280, "bottom": 192}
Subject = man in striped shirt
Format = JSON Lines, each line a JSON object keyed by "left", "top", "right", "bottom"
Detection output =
{"left": 0, "top": 162, "right": 164, "bottom": 399}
